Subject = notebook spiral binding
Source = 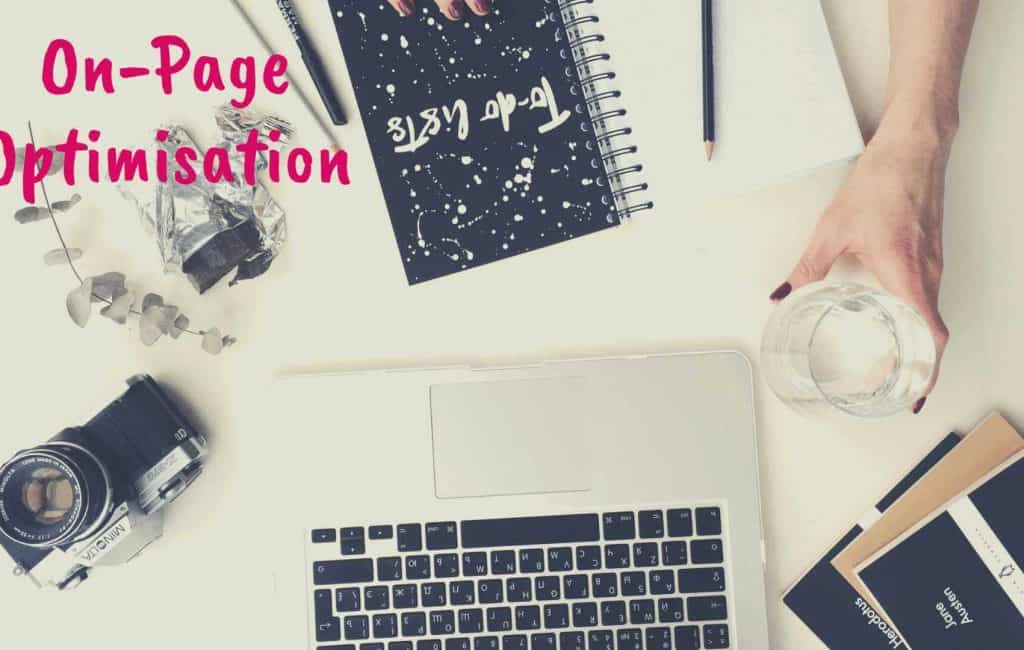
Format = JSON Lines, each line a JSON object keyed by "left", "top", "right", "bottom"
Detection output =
{"left": 553, "top": 0, "right": 654, "bottom": 222}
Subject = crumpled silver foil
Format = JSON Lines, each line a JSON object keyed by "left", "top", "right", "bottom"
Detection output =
{"left": 119, "top": 106, "right": 292, "bottom": 293}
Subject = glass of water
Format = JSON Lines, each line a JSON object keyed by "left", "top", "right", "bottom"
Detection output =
{"left": 761, "top": 282, "right": 937, "bottom": 418}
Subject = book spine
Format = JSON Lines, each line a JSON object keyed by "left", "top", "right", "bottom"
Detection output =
{"left": 554, "top": 0, "right": 653, "bottom": 222}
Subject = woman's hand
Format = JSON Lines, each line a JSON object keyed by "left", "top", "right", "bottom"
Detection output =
{"left": 770, "top": 115, "right": 955, "bottom": 413}
{"left": 388, "top": 0, "right": 492, "bottom": 20}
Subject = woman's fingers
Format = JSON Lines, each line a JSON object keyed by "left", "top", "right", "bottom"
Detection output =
{"left": 388, "top": 0, "right": 416, "bottom": 17}
{"left": 871, "top": 256, "right": 949, "bottom": 412}
{"left": 390, "top": 0, "right": 492, "bottom": 19}
{"left": 770, "top": 217, "right": 846, "bottom": 302}
{"left": 435, "top": 0, "right": 466, "bottom": 20}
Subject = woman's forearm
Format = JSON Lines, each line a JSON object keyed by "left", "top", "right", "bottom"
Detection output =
{"left": 882, "top": 0, "right": 980, "bottom": 148}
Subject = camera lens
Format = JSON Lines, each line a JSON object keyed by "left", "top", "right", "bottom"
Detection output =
{"left": 0, "top": 444, "right": 112, "bottom": 548}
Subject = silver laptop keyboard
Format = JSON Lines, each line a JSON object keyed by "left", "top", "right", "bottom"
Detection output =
{"left": 307, "top": 508, "right": 731, "bottom": 650}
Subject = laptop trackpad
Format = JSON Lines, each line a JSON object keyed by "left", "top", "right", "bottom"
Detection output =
{"left": 430, "top": 377, "right": 593, "bottom": 499}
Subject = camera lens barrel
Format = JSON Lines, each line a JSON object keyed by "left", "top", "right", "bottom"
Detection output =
{"left": 0, "top": 443, "right": 113, "bottom": 548}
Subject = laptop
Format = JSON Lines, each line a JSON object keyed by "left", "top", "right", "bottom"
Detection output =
{"left": 257, "top": 352, "right": 770, "bottom": 649}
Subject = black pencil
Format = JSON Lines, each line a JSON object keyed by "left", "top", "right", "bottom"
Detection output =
{"left": 702, "top": 0, "right": 716, "bottom": 161}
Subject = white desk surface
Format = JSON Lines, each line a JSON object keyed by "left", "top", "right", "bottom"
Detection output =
{"left": 0, "top": 1, "right": 1021, "bottom": 648}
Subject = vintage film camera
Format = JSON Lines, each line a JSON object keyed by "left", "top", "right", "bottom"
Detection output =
{"left": 0, "top": 375, "right": 207, "bottom": 589}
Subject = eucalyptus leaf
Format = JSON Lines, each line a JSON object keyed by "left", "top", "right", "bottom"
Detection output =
{"left": 222, "top": 335, "right": 238, "bottom": 348}
{"left": 91, "top": 272, "right": 127, "bottom": 303}
{"left": 51, "top": 194, "right": 82, "bottom": 212}
{"left": 66, "top": 279, "right": 94, "bottom": 328}
{"left": 169, "top": 314, "right": 190, "bottom": 339}
{"left": 157, "top": 306, "right": 179, "bottom": 334}
{"left": 142, "top": 293, "right": 164, "bottom": 312}
{"left": 43, "top": 248, "right": 83, "bottom": 266}
{"left": 14, "top": 206, "right": 50, "bottom": 224}
{"left": 47, "top": 152, "right": 65, "bottom": 177}
{"left": 14, "top": 147, "right": 25, "bottom": 172}
{"left": 100, "top": 290, "right": 135, "bottom": 324}
{"left": 139, "top": 306, "right": 166, "bottom": 346}
{"left": 202, "top": 328, "right": 224, "bottom": 355}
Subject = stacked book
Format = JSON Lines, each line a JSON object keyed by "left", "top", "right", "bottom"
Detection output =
{"left": 784, "top": 413, "right": 1024, "bottom": 649}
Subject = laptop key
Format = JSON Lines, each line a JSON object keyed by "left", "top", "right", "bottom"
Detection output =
{"left": 544, "top": 604, "right": 569, "bottom": 629}
{"left": 600, "top": 601, "right": 626, "bottom": 627}
{"left": 691, "top": 540, "right": 724, "bottom": 565}
{"left": 370, "top": 525, "right": 394, "bottom": 540}
{"left": 450, "top": 581, "right": 475, "bottom": 605}
{"left": 363, "top": 643, "right": 385, "bottom": 650}
{"left": 378, "top": 558, "right": 403, "bottom": 582}
{"left": 703, "top": 624, "right": 730, "bottom": 649}
{"left": 519, "top": 549, "right": 545, "bottom": 573}
{"left": 342, "top": 528, "right": 366, "bottom": 555}
{"left": 315, "top": 589, "right": 342, "bottom": 643}
{"left": 616, "top": 629, "right": 642, "bottom": 650}
{"left": 474, "top": 638, "right": 498, "bottom": 650}
{"left": 313, "top": 529, "right": 338, "bottom": 544}
{"left": 391, "top": 643, "right": 413, "bottom": 650}
{"left": 588, "top": 629, "right": 613, "bottom": 650}
{"left": 508, "top": 578, "right": 533, "bottom": 602}
{"left": 491, "top": 551, "right": 517, "bottom": 575}
{"left": 503, "top": 635, "right": 528, "bottom": 650}
{"left": 576, "top": 545, "right": 602, "bottom": 570}
{"left": 463, "top": 552, "right": 488, "bottom": 576}
{"left": 661, "top": 542, "right": 688, "bottom": 566}
{"left": 673, "top": 626, "right": 700, "bottom": 650}
{"left": 592, "top": 573, "right": 618, "bottom": 598}
{"left": 397, "top": 524, "right": 423, "bottom": 552}
{"left": 687, "top": 596, "right": 728, "bottom": 622}
{"left": 344, "top": 615, "right": 370, "bottom": 640}
{"left": 422, "top": 583, "right": 446, "bottom": 607}
{"left": 605, "top": 544, "right": 630, "bottom": 569}
{"left": 315, "top": 560, "right": 375, "bottom": 586}
{"left": 393, "top": 585, "right": 418, "bottom": 609}
{"left": 406, "top": 555, "right": 431, "bottom": 580}
{"left": 535, "top": 576, "right": 561, "bottom": 601}
{"left": 649, "top": 570, "right": 675, "bottom": 595}
{"left": 478, "top": 579, "right": 503, "bottom": 604}
{"left": 657, "top": 598, "right": 684, "bottom": 623}
{"left": 417, "top": 641, "right": 441, "bottom": 650}
{"left": 560, "top": 631, "right": 585, "bottom": 650}
{"left": 666, "top": 510, "right": 693, "bottom": 538}
{"left": 564, "top": 574, "right": 589, "bottom": 599}
{"left": 529, "top": 633, "right": 555, "bottom": 650}
{"left": 400, "top": 612, "right": 427, "bottom": 636}
{"left": 434, "top": 554, "right": 460, "bottom": 578}
{"left": 547, "top": 547, "right": 573, "bottom": 572}
{"left": 487, "top": 607, "right": 513, "bottom": 632}
{"left": 602, "top": 512, "right": 636, "bottom": 540}
{"left": 645, "top": 628, "right": 671, "bottom": 650}
{"left": 515, "top": 605, "right": 541, "bottom": 630}
{"left": 633, "top": 543, "right": 659, "bottom": 567}
{"left": 695, "top": 508, "right": 722, "bottom": 536}
{"left": 678, "top": 568, "right": 725, "bottom": 593}
{"left": 337, "top": 587, "right": 361, "bottom": 612}
{"left": 373, "top": 614, "right": 398, "bottom": 638}
{"left": 458, "top": 609, "right": 483, "bottom": 634}
{"left": 365, "top": 586, "right": 389, "bottom": 610}
{"left": 445, "top": 640, "right": 469, "bottom": 650}
{"left": 571, "top": 602, "right": 598, "bottom": 627}
{"left": 638, "top": 511, "right": 665, "bottom": 538}
{"left": 430, "top": 611, "right": 456, "bottom": 635}
{"left": 426, "top": 522, "right": 458, "bottom": 550}
{"left": 621, "top": 572, "right": 647, "bottom": 596}
{"left": 629, "top": 600, "right": 656, "bottom": 625}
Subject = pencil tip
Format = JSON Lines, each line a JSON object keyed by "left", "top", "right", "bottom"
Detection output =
{"left": 705, "top": 141, "right": 714, "bottom": 161}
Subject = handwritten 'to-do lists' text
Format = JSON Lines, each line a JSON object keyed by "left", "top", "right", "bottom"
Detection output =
{"left": 386, "top": 76, "right": 572, "bottom": 155}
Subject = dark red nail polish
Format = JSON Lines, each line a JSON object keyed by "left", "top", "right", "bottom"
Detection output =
{"left": 913, "top": 397, "right": 927, "bottom": 414}
{"left": 770, "top": 282, "right": 793, "bottom": 302}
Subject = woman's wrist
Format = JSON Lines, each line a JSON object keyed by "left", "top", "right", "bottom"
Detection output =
{"left": 874, "top": 89, "right": 960, "bottom": 158}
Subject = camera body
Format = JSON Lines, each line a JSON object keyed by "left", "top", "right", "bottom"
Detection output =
{"left": 0, "top": 375, "right": 207, "bottom": 590}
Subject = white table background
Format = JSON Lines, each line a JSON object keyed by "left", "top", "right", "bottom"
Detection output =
{"left": 0, "top": 1, "right": 1020, "bottom": 648}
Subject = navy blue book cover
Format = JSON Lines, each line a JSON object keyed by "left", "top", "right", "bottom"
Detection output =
{"left": 328, "top": 1, "right": 625, "bottom": 284}
{"left": 859, "top": 454, "right": 1024, "bottom": 649}
{"left": 783, "top": 434, "right": 961, "bottom": 650}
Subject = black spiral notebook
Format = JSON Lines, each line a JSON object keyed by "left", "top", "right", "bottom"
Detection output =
{"left": 328, "top": 0, "right": 651, "bottom": 284}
